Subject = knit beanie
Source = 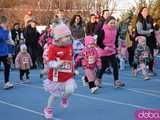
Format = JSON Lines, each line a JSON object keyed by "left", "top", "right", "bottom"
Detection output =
{"left": 52, "top": 23, "right": 71, "bottom": 40}
{"left": 135, "top": 36, "right": 146, "bottom": 43}
{"left": 84, "top": 35, "right": 95, "bottom": 46}
{"left": 20, "top": 44, "right": 27, "bottom": 52}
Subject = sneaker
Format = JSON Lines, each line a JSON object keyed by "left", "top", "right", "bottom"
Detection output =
{"left": 148, "top": 71, "right": 157, "bottom": 76}
{"left": 4, "top": 82, "right": 14, "bottom": 89}
{"left": 60, "top": 97, "right": 68, "bottom": 108}
{"left": 114, "top": 80, "right": 125, "bottom": 88}
{"left": 43, "top": 107, "right": 53, "bottom": 119}
{"left": 91, "top": 87, "right": 99, "bottom": 94}
{"left": 143, "top": 75, "right": 150, "bottom": 80}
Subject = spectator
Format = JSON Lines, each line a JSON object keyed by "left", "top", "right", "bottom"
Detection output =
{"left": 0, "top": 16, "right": 14, "bottom": 89}
{"left": 136, "top": 7, "right": 157, "bottom": 75}
{"left": 24, "top": 20, "right": 40, "bottom": 69}
{"left": 70, "top": 14, "right": 85, "bottom": 43}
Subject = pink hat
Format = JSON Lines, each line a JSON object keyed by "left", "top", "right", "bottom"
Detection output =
{"left": 20, "top": 44, "right": 27, "bottom": 52}
{"left": 135, "top": 36, "right": 146, "bottom": 42}
{"left": 84, "top": 35, "right": 95, "bottom": 46}
{"left": 52, "top": 23, "right": 71, "bottom": 40}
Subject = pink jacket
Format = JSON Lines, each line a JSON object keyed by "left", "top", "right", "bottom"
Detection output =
{"left": 15, "top": 52, "right": 33, "bottom": 70}
{"left": 75, "top": 47, "right": 101, "bottom": 69}
{"left": 97, "top": 24, "right": 117, "bottom": 57}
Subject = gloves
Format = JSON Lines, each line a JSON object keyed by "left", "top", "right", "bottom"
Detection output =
{"left": 74, "top": 70, "right": 79, "bottom": 76}
{"left": 48, "top": 60, "right": 63, "bottom": 68}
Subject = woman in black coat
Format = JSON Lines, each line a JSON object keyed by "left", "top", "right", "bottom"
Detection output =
{"left": 136, "top": 7, "right": 157, "bottom": 75}
{"left": 24, "top": 20, "right": 40, "bottom": 69}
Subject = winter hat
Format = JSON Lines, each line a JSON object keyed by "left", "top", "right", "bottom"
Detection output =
{"left": 135, "top": 36, "right": 146, "bottom": 43}
{"left": 20, "top": 44, "right": 27, "bottom": 52}
{"left": 84, "top": 35, "right": 95, "bottom": 46}
{"left": 52, "top": 23, "right": 71, "bottom": 40}
{"left": 105, "top": 16, "right": 116, "bottom": 24}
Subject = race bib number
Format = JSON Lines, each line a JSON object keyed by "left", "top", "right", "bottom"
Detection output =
{"left": 59, "top": 60, "right": 72, "bottom": 73}
{"left": 88, "top": 56, "right": 95, "bottom": 64}
{"left": 23, "top": 57, "right": 29, "bottom": 64}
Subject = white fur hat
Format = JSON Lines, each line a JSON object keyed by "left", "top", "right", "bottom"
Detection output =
{"left": 20, "top": 44, "right": 27, "bottom": 51}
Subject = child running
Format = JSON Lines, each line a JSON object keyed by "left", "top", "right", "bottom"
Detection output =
{"left": 132, "top": 36, "right": 152, "bottom": 80}
{"left": 43, "top": 23, "right": 77, "bottom": 119}
{"left": 75, "top": 35, "right": 101, "bottom": 93}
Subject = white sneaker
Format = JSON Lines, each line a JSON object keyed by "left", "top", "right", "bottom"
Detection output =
{"left": 43, "top": 107, "right": 53, "bottom": 119}
{"left": 91, "top": 87, "right": 99, "bottom": 94}
{"left": 143, "top": 75, "right": 150, "bottom": 80}
{"left": 4, "top": 82, "right": 14, "bottom": 89}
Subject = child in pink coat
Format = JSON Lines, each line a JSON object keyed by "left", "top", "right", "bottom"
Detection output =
{"left": 76, "top": 35, "right": 101, "bottom": 93}
{"left": 15, "top": 44, "right": 33, "bottom": 83}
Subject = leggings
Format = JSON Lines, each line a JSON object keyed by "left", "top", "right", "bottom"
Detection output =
{"left": 97, "top": 54, "right": 119, "bottom": 81}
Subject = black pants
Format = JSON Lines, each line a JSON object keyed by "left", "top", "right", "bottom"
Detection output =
{"left": 20, "top": 69, "right": 29, "bottom": 80}
{"left": 0, "top": 56, "right": 10, "bottom": 83}
{"left": 97, "top": 54, "right": 119, "bottom": 81}
{"left": 148, "top": 46, "right": 154, "bottom": 72}
{"left": 127, "top": 47, "right": 135, "bottom": 67}
{"left": 28, "top": 47, "right": 37, "bottom": 69}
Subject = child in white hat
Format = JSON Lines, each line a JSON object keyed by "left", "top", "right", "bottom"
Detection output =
{"left": 133, "top": 36, "right": 152, "bottom": 80}
{"left": 43, "top": 23, "right": 77, "bottom": 119}
{"left": 15, "top": 44, "right": 33, "bottom": 83}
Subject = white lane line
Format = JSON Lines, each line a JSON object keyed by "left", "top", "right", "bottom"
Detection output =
{"left": 15, "top": 83, "right": 155, "bottom": 110}
{"left": 102, "top": 82, "right": 160, "bottom": 98}
{"left": 74, "top": 93, "right": 152, "bottom": 109}
{"left": 14, "top": 78, "right": 160, "bottom": 99}
{"left": 0, "top": 100, "right": 62, "bottom": 120}
{"left": 111, "top": 75, "right": 160, "bottom": 82}
{"left": 10, "top": 71, "right": 160, "bottom": 82}
{"left": 130, "top": 88, "right": 160, "bottom": 94}
{"left": 1, "top": 78, "right": 160, "bottom": 99}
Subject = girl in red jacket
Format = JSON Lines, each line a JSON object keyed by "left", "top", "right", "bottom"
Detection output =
{"left": 43, "top": 23, "right": 77, "bottom": 119}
